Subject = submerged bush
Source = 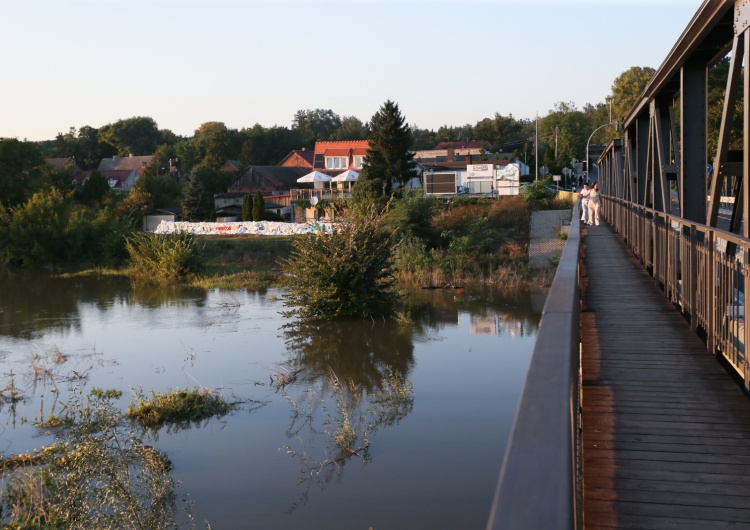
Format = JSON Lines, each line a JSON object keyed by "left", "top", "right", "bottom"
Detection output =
{"left": 125, "top": 232, "right": 204, "bottom": 283}
{"left": 279, "top": 209, "right": 399, "bottom": 320}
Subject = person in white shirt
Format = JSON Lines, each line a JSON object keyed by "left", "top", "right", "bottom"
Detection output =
{"left": 588, "top": 182, "right": 601, "bottom": 226}
{"left": 579, "top": 183, "right": 590, "bottom": 224}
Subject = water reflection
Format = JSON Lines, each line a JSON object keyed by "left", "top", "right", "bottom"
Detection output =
{"left": 277, "top": 316, "right": 417, "bottom": 511}
{"left": 403, "top": 287, "right": 543, "bottom": 338}
{"left": 0, "top": 274, "right": 207, "bottom": 340}
{"left": 281, "top": 318, "right": 415, "bottom": 391}
{"left": 0, "top": 278, "right": 545, "bottom": 528}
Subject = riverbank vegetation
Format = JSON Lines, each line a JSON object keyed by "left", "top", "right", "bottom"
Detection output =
{"left": 0, "top": 385, "right": 201, "bottom": 529}
{"left": 0, "top": 189, "right": 572, "bottom": 291}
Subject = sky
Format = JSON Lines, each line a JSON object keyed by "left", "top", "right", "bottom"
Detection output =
{"left": 1, "top": 0, "right": 705, "bottom": 142}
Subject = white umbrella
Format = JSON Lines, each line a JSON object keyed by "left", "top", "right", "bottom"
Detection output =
{"left": 332, "top": 169, "right": 359, "bottom": 182}
{"left": 297, "top": 171, "right": 332, "bottom": 183}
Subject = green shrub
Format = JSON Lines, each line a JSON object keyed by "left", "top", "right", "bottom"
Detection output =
{"left": 125, "top": 232, "right": 204, "bottom": 283}
{"left": 520, "top": 180, "right": 556, "bottom": 205}
{"left": 383, "top": 194, "right": 437, "bottom": 245}
{"left": 6, "top": 188, "right": 69, "bottom": 266}
{"left": 280, "top": 209, "right": 399, "bottom": 319}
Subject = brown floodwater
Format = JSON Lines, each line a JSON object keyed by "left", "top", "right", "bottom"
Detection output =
{"left": 0, "top": 274, "right": 544, "bottom": 529}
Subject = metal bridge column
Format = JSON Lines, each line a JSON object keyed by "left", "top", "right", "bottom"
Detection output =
{"left": 743, "top": 22, "right": 750, "bottom": 391}
{"left": 681, "top": 59, "right": 707, "bottom": 224}
{"left": 636, "top": 117, "right": 650, "bottom": 207}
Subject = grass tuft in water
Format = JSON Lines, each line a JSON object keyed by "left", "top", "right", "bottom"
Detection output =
{"left": 127, "top": 387, "right": 233, "bottom": 428}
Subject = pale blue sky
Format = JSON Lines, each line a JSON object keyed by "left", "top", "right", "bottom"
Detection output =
{"left": 1, "top": 0, "right": 704, "bottom": 141}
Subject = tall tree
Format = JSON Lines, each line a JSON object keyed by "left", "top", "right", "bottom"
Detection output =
{"left": 99, "top": 117, "right": 163, "bottom": 156}
{"left": 181, "top": 176, "right": 210, "bottom": 222}
{"left": 292, "top": 109, "right": 342, "bottom": 143}
{"left": 539, "top": 101, "right": 590, "bottom": 172}
{"left": 77, "top": 125, "right": 117, "bottom": 169}
{"left": 242, "top": 193, "right": 252, "bottom": 221}
{"left": 409, "top": 126, "right": 437, "bottom": 150}
{"left": 353, "top": 100, "right": 416, "bottom": 211}
{"left": 610, "top": 66, "right": 656, "bottom": 124}
{"left": 239, "top": 124, "right": 305, "bottom": 166}
{"left": 132, "top": 171, "right": 182, "bottom": 209}
{"left": 193, "top": 121, "right": 243, "bottom": 168}
{"left": 252, "top": 191, "right": 265, "bottom": 221}
{"left": 0, "top": 138, "right": 47, "bottom": 207}
{"left": 335, "top": 116, "right": 369, "bottom": 140}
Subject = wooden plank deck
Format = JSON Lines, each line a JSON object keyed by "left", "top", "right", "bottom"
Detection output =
{"left": 580, "top": 223, "right": 750, "bottom": 529}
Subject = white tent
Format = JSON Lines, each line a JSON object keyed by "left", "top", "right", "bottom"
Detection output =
{"left": 297, "top": 171, "right": 332, "bottom": 183}
{"left": 332, "top": 169, "right": 359, "bottom": 182}
{"left": 297, "top": 171, "right": 332, "bottom": 189}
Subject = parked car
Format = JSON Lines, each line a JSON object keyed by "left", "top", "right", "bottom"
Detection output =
{"left": 456, "top": 185, "right": 468, "bottom": 195}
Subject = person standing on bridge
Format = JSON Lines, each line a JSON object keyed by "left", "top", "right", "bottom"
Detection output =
{"left": 588, "top": 182, "right": 601, "bottom": 226}
{"left": 579, "top": 183, "right": 591, "bottom": 224}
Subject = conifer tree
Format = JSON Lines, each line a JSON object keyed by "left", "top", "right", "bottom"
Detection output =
{"left": 242, "top": 193, "right": 252, "bottom": 221}
{"left": 252, "top": 191, "right": 265, "bottom": 221}
{"left": 353, "top": 100, "right": 416, "bottom": 212}
{"left": 81, "top": 170, "right": 110, "bottom": 206}
{"left": 181, "top": 176, "right": 210, "bottom": 221}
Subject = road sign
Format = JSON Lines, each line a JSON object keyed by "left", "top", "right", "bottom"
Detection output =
{"left": 707, "top": 164, "right": 713, "bottom": 174}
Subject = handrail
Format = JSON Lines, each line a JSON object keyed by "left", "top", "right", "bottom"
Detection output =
{"left": 601, "top": 195, "right": 750, "bottom": 385}
{"left": 487, "top": 201, "right": 582, "bottom": 530}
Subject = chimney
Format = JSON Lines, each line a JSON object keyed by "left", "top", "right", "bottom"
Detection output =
{"left": 447, "top": 147, "right": 455, "bottom": 162}
{"left": 466, "top": 154, "right": 472, "bottom": 165}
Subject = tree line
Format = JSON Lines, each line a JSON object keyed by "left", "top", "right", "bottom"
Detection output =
{"left": 0, "top": 60, "right": 739, "bottom": 271}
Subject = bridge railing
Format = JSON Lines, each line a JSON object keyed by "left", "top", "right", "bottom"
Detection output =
{"left": 487, "top": 201, "right": 582, "bottom": 530}
{"left": 603, "top": 196, "right": 749, "bottom": 383}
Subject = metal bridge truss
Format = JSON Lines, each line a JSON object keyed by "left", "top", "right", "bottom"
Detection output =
{"left": 599, "top": 0, "right": 750, "bottom": 388}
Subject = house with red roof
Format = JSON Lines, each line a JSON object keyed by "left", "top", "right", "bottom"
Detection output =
{"left": 312, "top": 140, "right": 370, "bottom": 174}
{"left": 277, "top": 148, "right": 315, "bottom": 169}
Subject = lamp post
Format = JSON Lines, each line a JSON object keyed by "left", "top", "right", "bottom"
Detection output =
{"left": 585, "top": 121, "right": 618, "bottom": 185}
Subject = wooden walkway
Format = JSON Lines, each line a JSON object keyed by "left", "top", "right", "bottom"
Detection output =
{"left": 580, "top": 223, "right": 750, "bottom": 529}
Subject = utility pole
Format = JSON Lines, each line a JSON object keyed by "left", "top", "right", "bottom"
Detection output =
{"left": 555, "top": 127, "right": 558, "bottom": 160}
{"left": 535, "top": 112, "right": 538, "bottom": 181}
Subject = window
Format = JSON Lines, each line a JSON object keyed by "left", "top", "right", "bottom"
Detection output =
{"left": 326, "top": 156, "right": 347, "bottom": 170}
{"left": 353, "top": 156, "right": 364, "bottom": 169}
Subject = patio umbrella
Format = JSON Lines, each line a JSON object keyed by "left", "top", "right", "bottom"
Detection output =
{"left": 331, "top": 169, "right": 359, "bottom": 182}
{"left": 297, "top": 171, "right": 332, "bottom": 183}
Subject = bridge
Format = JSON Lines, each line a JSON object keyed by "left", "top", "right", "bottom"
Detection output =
{"left": 487, "top": 1, "right": 750, "bottom": 528}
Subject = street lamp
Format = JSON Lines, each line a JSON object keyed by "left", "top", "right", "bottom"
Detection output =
{"left": 585, "top": 121, "right": 619, "bottom": 185}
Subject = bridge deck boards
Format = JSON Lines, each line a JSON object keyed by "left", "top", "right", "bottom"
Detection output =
{"left": 580, "top": 224, "right": 750, "bottom": 529}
